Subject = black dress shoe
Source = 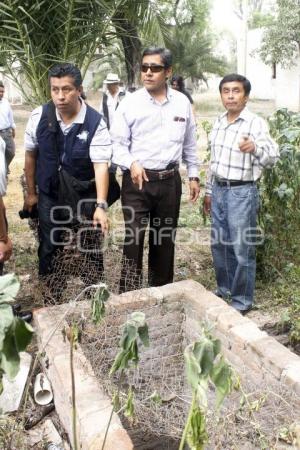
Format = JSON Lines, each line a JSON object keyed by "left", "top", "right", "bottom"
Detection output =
{"left": 17, "top": 311, "right": 33, "bottom": 323}
{"left": 240, "top": 307, "right": 252, "bottom": 316}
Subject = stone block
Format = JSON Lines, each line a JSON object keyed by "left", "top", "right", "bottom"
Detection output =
{"left": 0, "top": 352, "right": 32, "bottom": 413}
{"left": 229, "top": 323, "right": 267, "bottom": 349}
{"left": 281, "top": 362, "right": 300, "bottom": 396}
{"left": 27, "top": 418, "right": 63, "bottom": 447}
{"left": 249, "top": 336, "right": 300, "bottom": 380}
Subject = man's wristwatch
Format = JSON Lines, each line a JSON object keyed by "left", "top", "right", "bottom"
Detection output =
{"left": 95, "top": 201, "right": 108, "bottom": 211}
{"left": 189, "top": 177, "right": 200, "bottom": 182}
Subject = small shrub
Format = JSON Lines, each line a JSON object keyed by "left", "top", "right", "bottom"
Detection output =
{"left": 257, "top": 109, "right": 300, "bottom": 278}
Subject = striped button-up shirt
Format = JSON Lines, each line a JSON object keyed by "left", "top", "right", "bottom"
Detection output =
{"left": 25, "top": 101, "right": 112, "bottom": 163}
{"left": 110, "top": 87, "right": 199, "bottom": 177}
{"left": 205, "top": 107, "right": 279, "bottom": 194}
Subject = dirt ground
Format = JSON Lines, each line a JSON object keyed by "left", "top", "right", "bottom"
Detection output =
{"left": 4, "top": 91, "right": 289, "bottom": 329}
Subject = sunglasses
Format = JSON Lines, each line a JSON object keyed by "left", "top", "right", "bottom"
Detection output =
{"left": 141, "top": 64, "right": 165, "bottom": 73}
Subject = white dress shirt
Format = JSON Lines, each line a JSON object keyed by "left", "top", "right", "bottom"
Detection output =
{"left": 25, "top": 101, "right": 112, "bottom": 163}
{"left": 0, "top": 137, "right": 7, "bottom": 196}
{"left": 205, "top": 107, "right": 279, "bottom": 194}
{"left": 110, "top": 87, "right": 199, "bottom": 177}
{"left": 99, "top": 87, "right": 126, "bottom": 128}
{"left": 0, "top": 98, "right": 16, "bottom": 130}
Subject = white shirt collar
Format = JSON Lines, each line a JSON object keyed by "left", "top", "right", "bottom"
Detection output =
{"left": 55, "top": 98, "right": 86, "bottom": 125}
{"left": 220, "top": 106, "right": 252, "bottom": 124}
{"left": 142, "top": 84, "right": 171, "bottom": 104}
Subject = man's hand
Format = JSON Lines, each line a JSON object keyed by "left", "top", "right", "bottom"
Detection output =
{"left": 130, "top": 161, "right": 149, "bottom": 190}
{"left": 0, "top": 237, "right": 12, "bottom": 262}
{"left": 93, "top": 208, "right": 109, "bottom": 235}
{"left": 189, "top": 180, "right": 200, "bottom": 203}
{"left": 24, "top": 193, "right": 38, "bottom": 212}
{"left": 12, "top": 129, "right": 16, "bottom": 139}
{"left": 238, "top": 135, "right": 256, "bottom": 153}
{"left": 203, "top": 194, "right": 211, "bottom": 216}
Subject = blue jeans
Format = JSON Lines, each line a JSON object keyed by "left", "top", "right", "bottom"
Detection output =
{"left": 211, "top": 182, "right": 259, "bottom": 311}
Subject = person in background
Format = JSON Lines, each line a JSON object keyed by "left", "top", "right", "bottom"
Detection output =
{"left": 0, "top": 135, "right": 12, "bottom": 274}
{"left": 203, "top": 73, "right": 279, "bottom": 315}
{"left": 0, "top": 81, "right": 16, "bottom": 174}
{"left": 111, "top": 47, "right": 200, "bottom": 293}
{"left": 99, "top": 73, "right": 126, "bottom": 130}
{"left": 170, "top": 75, "right": 193, "bottom": 104}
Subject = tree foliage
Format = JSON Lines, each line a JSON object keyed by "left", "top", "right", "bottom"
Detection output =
{"left": 166, "top": 0, "right": 227, "bottom": 80}
{"left": 0, "top": 0, "right": 168, "bottom": 104}
{"left": 259, "top": 0, "right": 300, "bottom": 68}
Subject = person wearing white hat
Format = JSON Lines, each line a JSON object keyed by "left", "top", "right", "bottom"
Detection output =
{"left": 100, "top": 73, "right": 126, "bottom": 130}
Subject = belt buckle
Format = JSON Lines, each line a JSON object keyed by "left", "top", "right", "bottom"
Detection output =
{"left": 159, "top": 170, "right": 168, "bottom": 180}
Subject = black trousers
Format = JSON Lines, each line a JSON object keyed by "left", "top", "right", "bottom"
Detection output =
{"left": 119, "top": 171, "right": 182, "bottom": 293}
{"left": 38, "top": 192, "right": 104, "bottom": 291}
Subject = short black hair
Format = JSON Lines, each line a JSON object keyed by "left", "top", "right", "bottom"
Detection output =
{"left": 0, "top": 81, "right": 4, "bottom": 88}
{"left": 48, "top": 63, "right": 82, "bottom": 88}
{"left": 142, "top": 47, "right": 172, "bottom": 69}
{"left": 219, "top": 73, "right": 251, "bottom": 96}
{"left": 171, "top": 75, "right": 185, "bottom": 90}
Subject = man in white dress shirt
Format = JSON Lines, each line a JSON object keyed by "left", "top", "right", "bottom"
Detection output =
{"left": 111, "top": 46, "right": 200, "bottom": 292}
{"left": 0, "top": 81, "right": 16, "bottom": 173}
{"left": 99, "top": 73, "right": 126, "bottom": 130}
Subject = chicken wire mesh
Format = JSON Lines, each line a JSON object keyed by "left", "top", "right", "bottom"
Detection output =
{"left": 73, "top": 297, "right": 300, "bottom": 450}
{"left": 20, "top": 177, "right": 300, "bottom": 448}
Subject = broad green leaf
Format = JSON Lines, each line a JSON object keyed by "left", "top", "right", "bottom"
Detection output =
{"left": 0, "top": 274, "right": 20, "bottom": 304}
{"left": 210, "top": 357, "right": 234, "bottom": 408}
{"left": 0, "top": 304, "right": 14, "bottom": 350}
{"left": 14, "top": 318, "right": 34, "bottom": 352}
{"left": 184, "top": 345, "right": 200, "bottom": 390}
{"left": 0, "top": 329, "right": 20, "bottom": 380}
{"left": 138, "top": 324, "right": 149, "bottom": 347}
{"left": 195, "top": 338, "right": 215, "bottom": 377}
{"left": 212, "top": 337, "right": 221, "bottom": 357}
{"left": 91, "top": 284, "right": 109, "bottom": 324}
{"left": 110, "top": 312, "right": 149, "bottom": 375}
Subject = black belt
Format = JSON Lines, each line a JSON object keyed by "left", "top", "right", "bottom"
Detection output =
{"left": 214, "top": 178, "right": 254, "bottom": 187}
{"left": 0, "top": 128, "right": 11, "bottom": 132}
{"left": 144, "top": 165, "right": 178, "bottom": 181}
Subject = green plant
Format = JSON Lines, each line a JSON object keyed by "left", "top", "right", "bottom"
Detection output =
{"left": 109, "top": 311, "right": 149, "bottom": 375}
{"left": 0, "top": 274, "right": 33, "bottom": 395}
{"left": 91, "top": 283, "right": 110, "bottom": 324}
{"left": 63, "top": 283, "right": 110, "bottom": 450}
{"left": 257, "top": 108, "right": 300, "bottom": 278}
{"left": 179, "top": 324, "right": 235, "bottom": 450}
{"left": 102, "top": 311, "right": 149, "bottom": 450}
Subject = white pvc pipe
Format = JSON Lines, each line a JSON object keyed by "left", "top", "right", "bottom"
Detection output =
{"left": 34, "top": 373, "right": 53, "bottom": 406}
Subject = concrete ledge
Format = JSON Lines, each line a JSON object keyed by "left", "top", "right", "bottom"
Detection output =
{"left": 33, "top": 280, "right": 300, "bottom": 447}
{"left": 34, "top": 305, "right": 133, "bottom": 450}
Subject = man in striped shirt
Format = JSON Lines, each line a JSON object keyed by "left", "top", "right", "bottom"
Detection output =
{"left": 203, "top": 73, "right": 279, "bottom": 314}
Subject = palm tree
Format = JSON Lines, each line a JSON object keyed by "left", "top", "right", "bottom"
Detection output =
{"left": 0, "top": 0, "right": 168, "bottom": 104}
